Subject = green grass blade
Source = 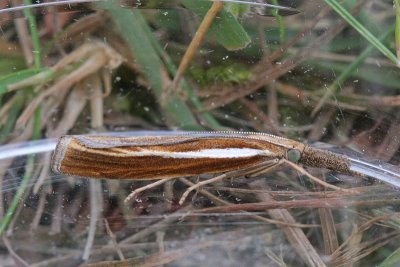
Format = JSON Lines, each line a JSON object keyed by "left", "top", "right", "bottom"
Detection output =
{"left": 0, "top": 107, "right": 40, "bottom": 236}
{"left": 378, "top": 246, "right": 400, "bottom": 267}
{"left": 312, "top": 25, "right": 396, "bottom": 113}
{"left": 0, "top": 93, "right": 23, "bottom": 143}
{"left": 395, "top": 0, "right": 400, "bottom": 59}
{"left": 22, "top": 0, "right": 41, "bottom": 68}
{"left": 324, "top": 0, "right": 398, "bottom": 65}
{"left": 0, "top": 68, "right": 45, "bottom": 95}
{"left": 0, "top": 154, "right": 34, "bottom": 235}
{"left": 304, "top": 60, "right": 400, "bottom": 89}
{"left": 141, "top": 16, "right": 222, "bottom": 128}
{"left": 181, "top": 0, "right": 251, "bottom": 51}
{"left": 108, "top": 8, "right": 201, "bottom": 129}
{"left": 271, "top": 0, "right": 285, "bottom": 42}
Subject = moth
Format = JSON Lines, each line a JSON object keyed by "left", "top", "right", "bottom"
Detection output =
{"left": 51, "top": 131, "right": 355, "bottom": 204}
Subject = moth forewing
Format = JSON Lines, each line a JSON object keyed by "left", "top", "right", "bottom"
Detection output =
{"left": 51, "top": 134, "right": 294, "bottom": 180}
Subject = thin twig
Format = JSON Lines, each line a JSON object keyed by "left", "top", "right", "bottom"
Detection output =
{"left": 2, "top": 235, "right": 30, "bottom": 267}
{"left": 168, "top": 1, "right": 224, "bottom": 93}
{"left": 104, "top": 219, "right": 125, "bottom": 260}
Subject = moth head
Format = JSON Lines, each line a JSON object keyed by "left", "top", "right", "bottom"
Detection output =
{"left": 287, "top": 149, "right": 301, "bottom": 163}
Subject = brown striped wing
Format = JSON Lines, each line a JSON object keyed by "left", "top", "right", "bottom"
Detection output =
{"left": 51, "top": 135, "right": 287, "bottom": 179}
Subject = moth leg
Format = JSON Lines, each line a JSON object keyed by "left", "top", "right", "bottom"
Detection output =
{"left": 244, "top": 158, "right": 282, "bottom": 177}
{"left": 124, "top": 178, "right": 170, "bottom": 204}
{"left": 282, "top": 159, "right": 357, "bottom": 193}
{"left": 179, "top": 159, "right": 281, "bottom": 205}
{"left": 179, "top": 173, "right": 230, "bottom": 205}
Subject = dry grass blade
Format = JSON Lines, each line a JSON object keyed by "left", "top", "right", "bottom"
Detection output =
{"left": 81, "top": 241, "right": 215, "bottom": 267}
{"left": 330, "top": 232, "right": 400, "bottom": 266}
{"left": 179, "top": 177, "right": 317, "bottom": 228}
{"left": 249, "top": 180, "right": 327, "bottom": 267}
{"left": 82, "top": 179, "right": 103, "bottom": 261}
{"left": 9, "top": 41, "right": 123, "bottom": 130}
{"left": 2, "top": 235, "right": 29, "bottom": 267}
{"left": 14, "top": 18, "right": 33, "bottom": 66}
{"left": 88, "top": 74, "right": 105, "bottom": 130}
{"left": 319, "top": 208, "right": 339, "bottom": 255}
{"left": 104, "top": 219, "right": 125, "bottom": 260}
{"left": 329, "top": 215, "right": 400, "bottom": 266}
{"left": 196, "top": 185, "right": 397, "bottom": 213}
{"left": 49, "top": 82, "right": 88, "bottom": 136}
{"left": 119, "top": 205, "right": 193, "bottom": 245}
{"left": 201, "top": 1, "right": 365, "bottom": 110}
{"left": 166, "top": 1, "right": 224, "bottom": 102}
{"left": 33, "top": 152, "right": 52, "bottom": 194}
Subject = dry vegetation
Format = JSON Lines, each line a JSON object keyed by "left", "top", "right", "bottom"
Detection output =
{"left": 0, "top": 0, "right": 400, "bottom": 266}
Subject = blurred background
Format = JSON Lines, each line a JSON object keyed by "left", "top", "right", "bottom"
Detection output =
{"left": 0, "top": 0, "right": 400, "bottom": 266}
